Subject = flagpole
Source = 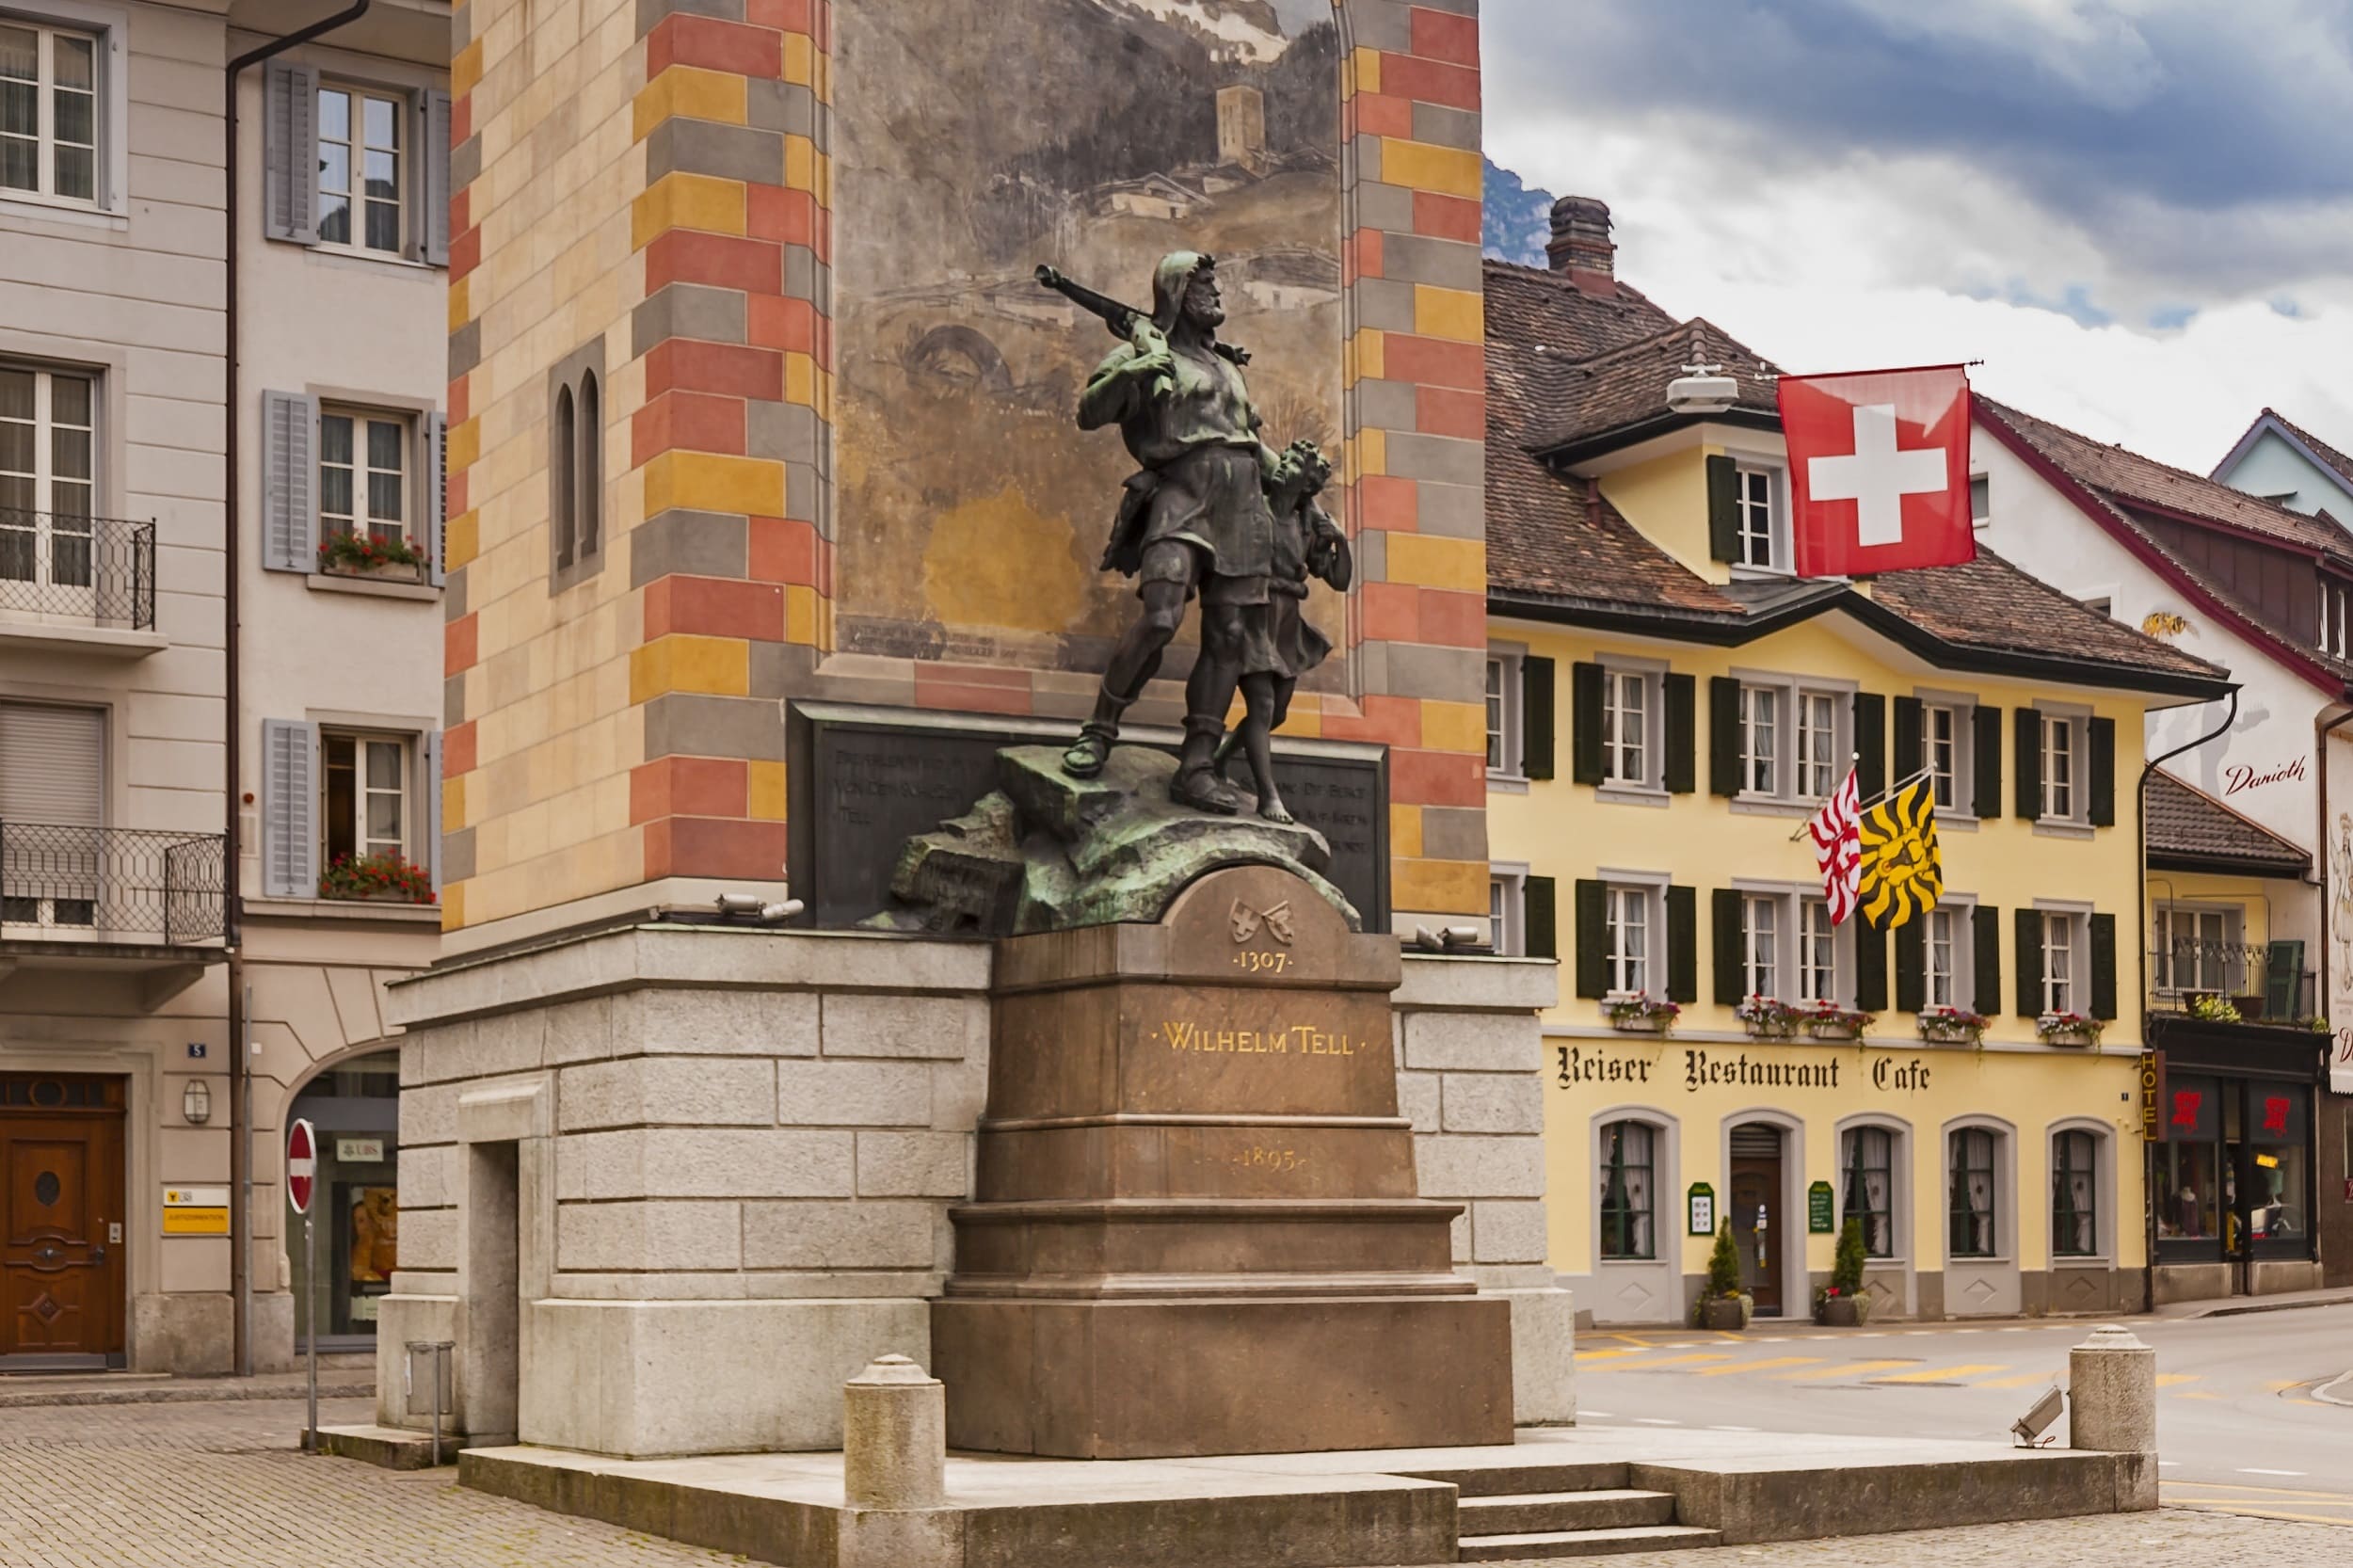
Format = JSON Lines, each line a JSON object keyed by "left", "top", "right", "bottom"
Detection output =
{"left": 1785, "top": 760, "right": 1938, "bottom": 842}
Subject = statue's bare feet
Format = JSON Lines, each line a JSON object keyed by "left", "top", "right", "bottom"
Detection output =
{"left": 1062, "top": 729, "right": 1112, "bottom": 778}
{"left": 1170, "top": 764, "right": 1244, "bottom": 815}
{"left": 1257, "top": 794, "right": 1294, "bottom": 825}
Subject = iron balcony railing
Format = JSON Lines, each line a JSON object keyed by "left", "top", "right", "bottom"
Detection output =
{"left": 0, "top": 511, "right": 156, "bottom": 630}
{"left": 2147, "top": 939, "right": 2316, "bottom": 1026}
{"left": 0, "top": 823, "right": 226, "bottom": 945}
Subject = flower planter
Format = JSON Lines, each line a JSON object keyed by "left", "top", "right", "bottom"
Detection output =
{"left": 1805, "top": 1020, "right": 1863, "bottom": 1043}
{"left": 1699, "top": 1296, "right": 1752, "bottom": 1332}
{"left": 1743, "top": 1023, "right": 1800, "bottom": 1042}
{"left": 324, "top": 560, "right": 428, "bottom": 584}
{"left": 1918, "top": 1021, "right": 1980, "bottom": 1047}
{"left": 2041, "top": 1030, "right": 2100, "bottom": 1048}
{"left": 1814, "top": 1295, "right": 1871, "bottom": 1327}
{"left": 1610, "top": 1014, "right": 1671, "bottom": 1035}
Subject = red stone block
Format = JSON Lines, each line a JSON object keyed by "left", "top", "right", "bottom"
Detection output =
{"left": 447, "top": 225, "right": 481, "bottom": 282}
{"left": 1416, "top": 385, "right": 1485, "bottom": 441}
{"left": 449, "top": 186, "right": 470, "bottom": 240}
{"left": 644, "top": 815, "right": 793, "bottom": 879}
{"left": 447, "top": 376, "right": 471, "bottom": 427}
{"left": 644, "top": 338, "right": 784, "bottom": 401}
{"left": 1379, "top": 52, "right": 1480, "bottom": 112}
{"left": 748, "top": 184, "right": 816, "bottom": 247}
{"left": 1321, "top": 693, "right": 1422, "bottom": 748}
{"left": 644, "top": 575, "right": 784, "bottom": 641}
{"left": 1357, "top": 473, "right": 1419, "bottom": 532}
{"left": 443, "top": 720, "right": 477, "bottom": 777}
{"left": 915, "top": 663, "right": 1034, "bottom": 715}
{"left": 450, "top": 92, "right": 471, "bottom": 148}
{"left": 632, "top": 757, "right": 750, "bottom": 824}
{"left": 747, "top": 294, "right": 817, "bottom": 353}
{"left": 444, "top": 613, "right": 478, "bottom": 676}
{"left": 1382, "top": 333, "right": 1484, "bottom": 392}
{"left": 633, "top": 391, "right": 747, "bottom": 468}
{"left": 1417, "top": 587, "right": 1487, "bottom": 648}
{"left": 1353, "top": 227, "right": 1385, "bottom": 281}
{"left": 1413, "top": 190, "right": 1482, "bottom": 244}
{"left": 1359, "top": 580, "right": 1420, "bottom": 644}
{"left": 749, "top": 516, "right": 819, "bottom": 584}
{"left": 814, "top": 311, "right": 834, "bottom": 372}
{"left": 646, "top": 15, "right": 782, "bottom": 80}
{"left": 1409, "top": 7, "right": 1481, "bottom": 68}
{"left": 645, "top": 229, "right": 783, "bottom": 295}
{"left": 748, "top": 0, "right": 812, "bottom": 32}
{"left": 1390, "top": 745, "right": 1484, "bottom": 808}
{"left": 1354, "top": 90, "right": 1414, "bottom": 138}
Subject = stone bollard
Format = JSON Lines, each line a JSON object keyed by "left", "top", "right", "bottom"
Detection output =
{"left": 843, "top": 1353, "right": 947, "bottom": 1511}
{"left": 2069, "top": 1323, "right": 2156, "bottom": 1451}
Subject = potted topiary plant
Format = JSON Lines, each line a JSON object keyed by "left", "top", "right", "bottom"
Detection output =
{"left": 1694, "top": 1219, "right": 1752, "bottom": 1331}
{"left": 1814, "top": 1216, "right": 1872, "bottom": 1326}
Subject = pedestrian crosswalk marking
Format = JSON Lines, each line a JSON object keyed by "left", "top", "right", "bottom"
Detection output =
{"left": 1696, "top": 1356, "right": 1822, "bottom": 1377}
{"left": 1974, "top": 1369, "right": 2063, "bottom": 1389}
{"left": 1775, "top": 1359, "right": 1916, "bottom": 1381}
{"left": 1572, "top": 1348, "right": 1647, "bottom": 1362}
{"left": 1866, "top": 1363, "right": 2009, "bottom": 1384}
{"left": 1627, "top": 1352, "right": 1737, "bottom": 1370}
{"left": 2153, "top": 1372, "right": 2201, "bottom": 1387}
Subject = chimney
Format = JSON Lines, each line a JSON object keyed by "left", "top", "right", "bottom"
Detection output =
{"left": 1547, "top": 196, "right": 1614, "bottom": 279}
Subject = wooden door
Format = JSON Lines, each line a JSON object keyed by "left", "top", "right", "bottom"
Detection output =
{"left": 1730, "top": 1151, "right": 1784, "bottom": 1315}
{"left": 1, "top": 1075, "right": 125, "bottom": 1364}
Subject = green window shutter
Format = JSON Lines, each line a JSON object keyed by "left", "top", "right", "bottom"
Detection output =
{"left": 1706, "top": 454, "right": 1740, "bottom": 562}
{"left": 1525, "top": 876, "right": 1557, "bottom": 960}
{"left": 2014, "top": 706, "right": 2042, "bottom": 823}
{"left": 1712, "top": 888, "right": 1743, "bottom": 1004}
{"left": 1666, "top": 885, "right": 1698, "bottom": 1004}
{"left": 2265, "top": 938, "right": 2305, "bottom": 1019}
{"left": 2088, "top": 716, "right": 2116, "bottom": 827}
{"left": 2014, "top": 906, "right": 2043, "bottom": 1016}
{"left": 1663, "top": 673, "right": 1696, "bottom": 794}
{"left": 1895, "top": 917, "right": 1927, "bottom": 1015}
{"left": 1854, "top": 914, "right": 1888, "bottom": 1013}
{"left": 1523, "top": 656, "right": 1558, "bottom": 780}
{"left": 1565, "top": 660, "right": 1599, "bottom": 785}
{"left": 2089, "top": 913, "right": 2118, "bottom": 1020}
{"left": 1973, "top": 704, "right": 2003, "bottom": 818}
{"left": 1574, "top": 880, "right": 1608, "bottom": 999}
{"left": 1974, "top": 904, "right": 2003, "bottom": 1017}
{"left": 1853, "top": 693, "right": 1886, "bottom": 802}
{"left": 1708, "top": 677, "right": 1742, "bottom": 796}
{"left": 1893, "top": 696, "right": 1923, "bottom": 781}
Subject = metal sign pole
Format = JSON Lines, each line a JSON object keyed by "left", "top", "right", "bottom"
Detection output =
{"left": 304, "top": 1210, "right": 317, "bottom": 1451}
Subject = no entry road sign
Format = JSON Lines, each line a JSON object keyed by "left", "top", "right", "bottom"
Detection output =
{"left": 287, "top": 1118, "right": 317, "bottom": 1215}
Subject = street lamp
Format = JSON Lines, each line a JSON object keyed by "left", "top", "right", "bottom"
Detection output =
{"left": 183, "top": 1079, "right": 213, "bottom": 1126}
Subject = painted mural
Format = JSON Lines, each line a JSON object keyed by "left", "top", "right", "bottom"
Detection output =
{"left": 832, "top": 0, "right": 1345, "bottom": 678}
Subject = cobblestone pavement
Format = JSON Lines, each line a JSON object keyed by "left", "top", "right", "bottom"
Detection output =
{"left": 0, "top": 1396, "right": 2344, "bottom": 1567}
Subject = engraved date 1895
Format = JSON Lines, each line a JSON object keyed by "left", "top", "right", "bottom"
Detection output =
{"left": 1233, "top": 1145, "right": 1307, "bottom": 1172}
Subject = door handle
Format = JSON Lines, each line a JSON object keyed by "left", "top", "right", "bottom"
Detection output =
{"left": 90, "top": 1245, "right": 106, "bottom": 1263}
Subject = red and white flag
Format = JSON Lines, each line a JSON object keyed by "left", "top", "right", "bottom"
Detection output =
{"left": 1807, "top": 768, "right": 1862, "bottom": 925}
{"left": 1780, "top": 365, "right": 1975, "bottom": 579}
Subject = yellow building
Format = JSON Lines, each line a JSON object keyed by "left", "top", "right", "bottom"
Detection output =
{"left": 1482, "top": 203, "right": 2233, "bottom": 1324}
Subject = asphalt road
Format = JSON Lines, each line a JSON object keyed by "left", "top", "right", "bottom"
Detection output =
{"left": 1574, "top": 1303, "right": 2353, "bottom": 1526}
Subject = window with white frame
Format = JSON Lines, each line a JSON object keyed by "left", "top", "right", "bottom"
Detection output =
{"left": 1736, "top": 465, "right": 1777, "bottom": 569}
{"left": 318, "top": 407, "right": 411, "bottom": 547}
{"left": 1840, "top": 1125, "right": 1896, "bottom": 1257}
{"left": 1797, "top": 691, "right": 1839, "bottom": 800}
{"left": 2041, "top": 711, "right": 2079, "bottom": 821}
{"left": 1490, "top": 871, "right": 1524, "bottom": 959}
{"left": 0, "top": 363, "right": 97, "bottom": 593}
{"left": 1927, "top": 904, "right": 1963, "bottom": 1009}
{"left": 316, "top": 82, "right": 405, "bottom": 255}
{"left": 1604, "top": 884, "right": 1651, "bottom": 996}
{"left": 1923, "top": 702, "right": 1960, "bottom": 809}
{"left": 1598, "top": 1120, "right": 1656, "bottom": 1260}
{"left": 1798, "top": 897, "right": 1836, "bottom": 1002}
{"left": 1947, "top": 1127, "right": 1997, "bottom": 1258}
{"left": 2321, "top": 577, "right": 2349, "bottom": 660}
{"left": 1741, "top": 676, "right": 1849, "bottom": 804}
{"left": 2052, "top": 1128, "right": 2099, "bottom": 1258}
{"left": 2153, "top": 904, "right": 2242, "bottom": 995}
{"left": 0, "top": 22, "right": 98, "bottom": 205}
{"left": 1969, "top": 473, "right": 1990, "bottom": 527}
{"left": 1484, "top": 652, "right": 1523, "bottom": 775}
{"left": 1602, "top": 666, "right": 1647, "bottom": 786}
{"left": 321, "top": 728, "right": 409, "bottom": 867}
{"left": 1742, "top": 888, "right": 1845, "bottom": 1004}
{"left": 1742, "top": 893, "right": 1778, "bottom": 999}
{"left": 2041, "top": 910, "right": 2083, "bottom": 1015}
{"left": 1740, "top": 683, "right": 1779, "bottom": 794}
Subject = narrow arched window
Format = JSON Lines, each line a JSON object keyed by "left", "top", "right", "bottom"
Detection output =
{"left": 1597, "top": 1120, "right": 1656, "bottom": 1260}
{"left": 552, "top": 383, "right": 576, "bottom": 568}
{"left": 1948, "top": 1128, "right": 1997, "bottom": 1258}
{"left": 576, "top": 370, "right": 600, "bottom": 558}
{"left": 1840, "top": 1126, "right": 1895, "bottom": 1257}
{"left": 2052, "top": 1130, "right": 2098, "bottom": 1257}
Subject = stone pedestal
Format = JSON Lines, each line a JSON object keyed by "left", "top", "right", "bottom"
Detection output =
{"left": 2069, "top": 1323, "right": 2156, "bottom": 1453}
{"left": 931, "top": 864, "right": 1514, "bottom": 1457}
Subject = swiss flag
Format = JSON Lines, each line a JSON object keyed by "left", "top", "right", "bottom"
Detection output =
{"left": 1780, "top": 366, "right": 1975, "bottom": 579}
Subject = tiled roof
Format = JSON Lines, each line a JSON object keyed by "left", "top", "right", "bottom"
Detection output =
{"left": 1980, "top": 398, "right": 2353, "bottom": 560}
{"left": 2145, "top": 771, "right": 2310, "bottom": 874}
{"left": 1868, "top": 547, "right": 2223, "bottom": 679}
{"left": 1529, "top": 317, "right": 1784, "bottom": 453}
{"left": 2252, "top": 407, "right": 2353, "bottom": 495}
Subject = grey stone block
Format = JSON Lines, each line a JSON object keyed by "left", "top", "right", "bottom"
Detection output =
{"left": 558, "top": 1056, "right": 777, "bottom": 1130}
{"left": 1414, "top": 479, "right": 1483, "bottom": 539}
{"left": 1381, "top": 232, "right": 1482, "bottom": 289}
{"left": 1353, "top": 376, "right": 1419, "bottom": 432}
{"left": 745, "top": 79, "right": 816, "bottom": 137}
{"left": 1353, "top": 179, "right": 1417, "bottom": 234}
{"left": 854, "top": 1131, "right": 970, "bottom": 1198}
{"left": 746, "top": 399, "right": 819, "bottom": 464}
{"left": 1355, "top": 277, "right": 1417, "bottom": 333}
{"left": 556, "top": 1200, "right": 744, "bottom": 1272}
{"left": 396, "top": 1144, "right": 456, "bottom": 1209}
{"left": 628, "top": 509, "right": 748, "bottom": 587}
{"left": 1401, "top": 1011, "right": 1541, "bottom": 1073}
{"left": 740, "top": 1200, "right": 938, "bottom": 1270}
{"left": 1397, "top": 952, "right": 1559, "bottom": 1011}
{"left": 632, "top": 284, "right": 749, "bottom": 358}
{"left": 1416, "top": 1133, "right": 1545, "bottom": 1198}
{"left": 642, "top": 693, "right": 793, "bottom": 763}
{"left": 1472, "top": 1199, "right": 1549, "bottom": 1264}
{"left": 1395, "top": 1066, "right": 1440, "bottom": 1131}
{"left": 822, "top": 993, "right": 985, "bottom": 1061}
{"left": 401, "top": 1083, "right": 459, "bottom": 1146}
{"left": 644, "top": 118, "right": 780, "bottom": 186}
{"left": 1385, "top": 431, "right": 1484, "bottom": 488}
{"left": 543, "top": 998, "right": 615, "bottom": 1064}
{"left": 1418, "top": 805, "right": 1488, "bottom": 863}
{"left": 1381, "top": 642, "right": 1482, "bottom": 701}
{"left": 749, "top": 638, "right": 820, "bottom": 699}
{"left": 613, "top": 987, "right": 819, "bottom": 1056}
{"left": 776, "top": 1060, "right": 932, "bottom": 1127}
{"left": 558, "top": 1128, "right": 854, "bottom": 1200}
{"left": 1410, "top": 102, "right": 1482, "bottom": 153}
{"left": 1441, "top": 1073, "right": 1542, "bottom": 1135}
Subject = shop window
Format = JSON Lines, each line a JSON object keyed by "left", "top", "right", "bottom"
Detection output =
{"left": 1840, "top": 1125, "right": 1896, "bottom": 1257}
{"left": 1947, "top": 1127, "right": 1997, "bottom": 1258}
{"left": 2250, "top": 1083, "right": 2309, "bottom": 1254}
{"left": 2052, "top": 1128, "right": 2099, "bottom": 1257}
{"left": 1598, "top": 1120, "right": 1656, "bottom": 1260}
{"left": 2156, "top": 1074, "right": 2221, "bottom": 1249}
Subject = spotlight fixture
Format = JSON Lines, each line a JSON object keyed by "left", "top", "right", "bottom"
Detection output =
{"left": 2010, "top": 1385, "right": 2065, "bottom": 1448}
{"left": 1665, "top": 360, "right": 1739, "bottom": 416}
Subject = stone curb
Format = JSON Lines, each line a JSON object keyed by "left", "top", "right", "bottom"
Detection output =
{"left": 0, "top": 1381, "right": 374, "bottom": 1409}
{"left": 2180, "top": 1290, "right": 2353, "bottom": 1320}
{"left": 2313, "top": 1370, "right": 2353, "bottom": 1408}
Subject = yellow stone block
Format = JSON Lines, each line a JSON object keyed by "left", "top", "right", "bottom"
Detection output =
{"left": 785, "top": 136, "right": 818, "bottom": 197}
{"left": 1414, "top": 284, "right": 1484, "bottom": 344}
{"left": 785, "top": 584, "right": 820, "bottom": 645}
{"left": 1385, "top": 534, "right": 1486, "bottom": 592}
{"left": 1346, "top": 426, "right": 1386, "bottom": 483}
{"left": 440, "top": 879, "right": 466, "bottom": 931}
{"left": 445, "top": 418, "right": 481, "bottom": 474}
{"left": 447, "top": 511, "right": 480, "bottom": 571}
{"left": 748, "top": 760, "right": 788, "bottom": 821}
{"left": 785, "top": 352, "right": 816, "bottom": 409}
{"left": 1350, "top": 46, "right": 1380, "bottom": 98}
{"left": 632, "top": 67, "right": 748, "bottom": 141}
{"left": 642, "top": 451, "right": 785, "bottom": 517}
{"left": 1392, "top": 856, "right": 1488, "bottom": 917}
{"left": 442, "top": 775, "right": 467, "bottom": 833}
{"left": 448, "top": 275, "right": 471, "bottom": 333}
{"left": 452, "top": 39, "right": 486, "bottom": 97}
{"left": 632, "top": 172, "right": 745, "bottom": 249}
{"left": 1420, "top": 699, "right": 1489, "bottom": 757}
{"left": 1390, "top": 803, "right": 1424, "bottom": 859}
{"left": 783, "top": 32, "right": 815, "bottom": 87}
{"left": 629, "top": 634, "right": 750, "bottom": 704}
{"left": 1348, "top": 328, "right": 1385, "bottom": 387}
{"left": 1380, "top": 138, "right": 1481, "bottom": 200}
{"left": 1273, "top": 698, "right": 1321, "bottom": 739}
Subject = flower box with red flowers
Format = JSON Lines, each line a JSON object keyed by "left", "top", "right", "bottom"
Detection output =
{"left": 318, "top": 851, "right": 436, "bottom": 904}
{"left": 317, "top": 530, "right": 430, "bottom": 583}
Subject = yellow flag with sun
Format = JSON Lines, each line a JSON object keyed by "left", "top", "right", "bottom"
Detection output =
{"left": 1858, "top": 779, "right": 1943, "bottom": 929}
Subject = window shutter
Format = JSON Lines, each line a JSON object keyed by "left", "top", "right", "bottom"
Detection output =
{"left": 1708, "top": 677, "right": 1741, "bottom": 796}
{"left": 424, "top": 728, "right": 443, "bottom": 890}
{"left": 425, "top": 411, "right": 447, "bottom": 587}
{"left": 262, "top": 719, "right": 320, "bottom": 898}
{"left": 1894, "top": 917, "right": 1926, "bottom": 1015}
{"left": 1524, "top": 875, "right": 1556, "bottom": 961}
{"left": 1522, "top": 655, "right": 1556, "bottom": 780}
{"left": 0, "top": 703, "right": 104, "bottom": 825}
{"left": 263, "top": 62, "right": 320, "bottom": 245}
{"left": 262, "top": 391, "right": 317, "bottom": 573}
{"left": 422, "top": 89, "right": 454, "bottom": 267}
{"left": 2014, "top": 906, "right": 2043, "bottom": 1017}
{"left": 1567, "top": 661, "right": 1602, "bottom": 785}
{"left": 1666, "top": 885, "right": 1697, "bottom": 1004}
{"left": 1854, "top": 913, "right": 1888, "bottom": 1013}
{"left": 2088, "top": 716, "right": 2116, "bottom": 827}
{"left": 1705, "top": 454, "right": 1739, "bottom": 562}
{"left": 1574, "top": 880, "right": 1607, "bottom": 999}
{"left": 1712, "top": 888, "right": 1743, "bottom": 1004}
{"left": 2265, "top": 938, "right": 2305, "bottom": 1019}
{"left": 1853, "top": 692, "right": 1886, "bottom": 802}
{"left": 1893, "top": 696, "right": 1923, "bottom": 780}
{"left": 1663, "top": 673, "right": 1695, "bottom": 794}
{"left": 1973, "top": 904, "right": 2002, "bottom": 1017}
{"left": 2014, "top": 706, "right": 2042, "bottom": 823}
{"left": 1973, "top": 704, "right": 2003, "bottom": 818}
{"left": 2089, "top": 913, "right": 2117, "bottom": 1020}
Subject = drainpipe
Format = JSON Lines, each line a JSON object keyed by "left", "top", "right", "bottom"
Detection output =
{"left": 2315, "top": 705, "right": 2353, "bottom": 1026}
{"left": 223, "top": 0, "right": 372, "bottom": 1379}
{"left": 2137, "top": 689, "right": 2238, "bottom": 1316}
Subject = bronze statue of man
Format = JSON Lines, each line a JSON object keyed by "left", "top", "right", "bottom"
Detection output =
{"left": 1060, "top": 251, "right": 1276, "bottom": 814}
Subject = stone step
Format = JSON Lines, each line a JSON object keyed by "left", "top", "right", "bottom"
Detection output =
{"left": 1460, "top": 1524, "right": 1725, "bottom": 1560}
{"left": 1395, "top": 1461, "right": 1632, "bottom": 1496}
{"left": 1459, "top": 1488, "right": 1678, "bottom": 1535}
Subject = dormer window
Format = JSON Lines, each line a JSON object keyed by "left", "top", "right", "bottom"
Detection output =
{"left": 1708, "top": 455, "right": 1791, "bottom": 575}
{"left": 1737, "top": 466, "right": 1776, "bottom": 568}
{"left": 2321, "top": 577, "right": 2348, "bottom": 659}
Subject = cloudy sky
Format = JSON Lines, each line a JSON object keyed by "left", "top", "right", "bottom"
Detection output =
{"left": 1480, "top": 0, "right": 2353, "bottom": 472}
